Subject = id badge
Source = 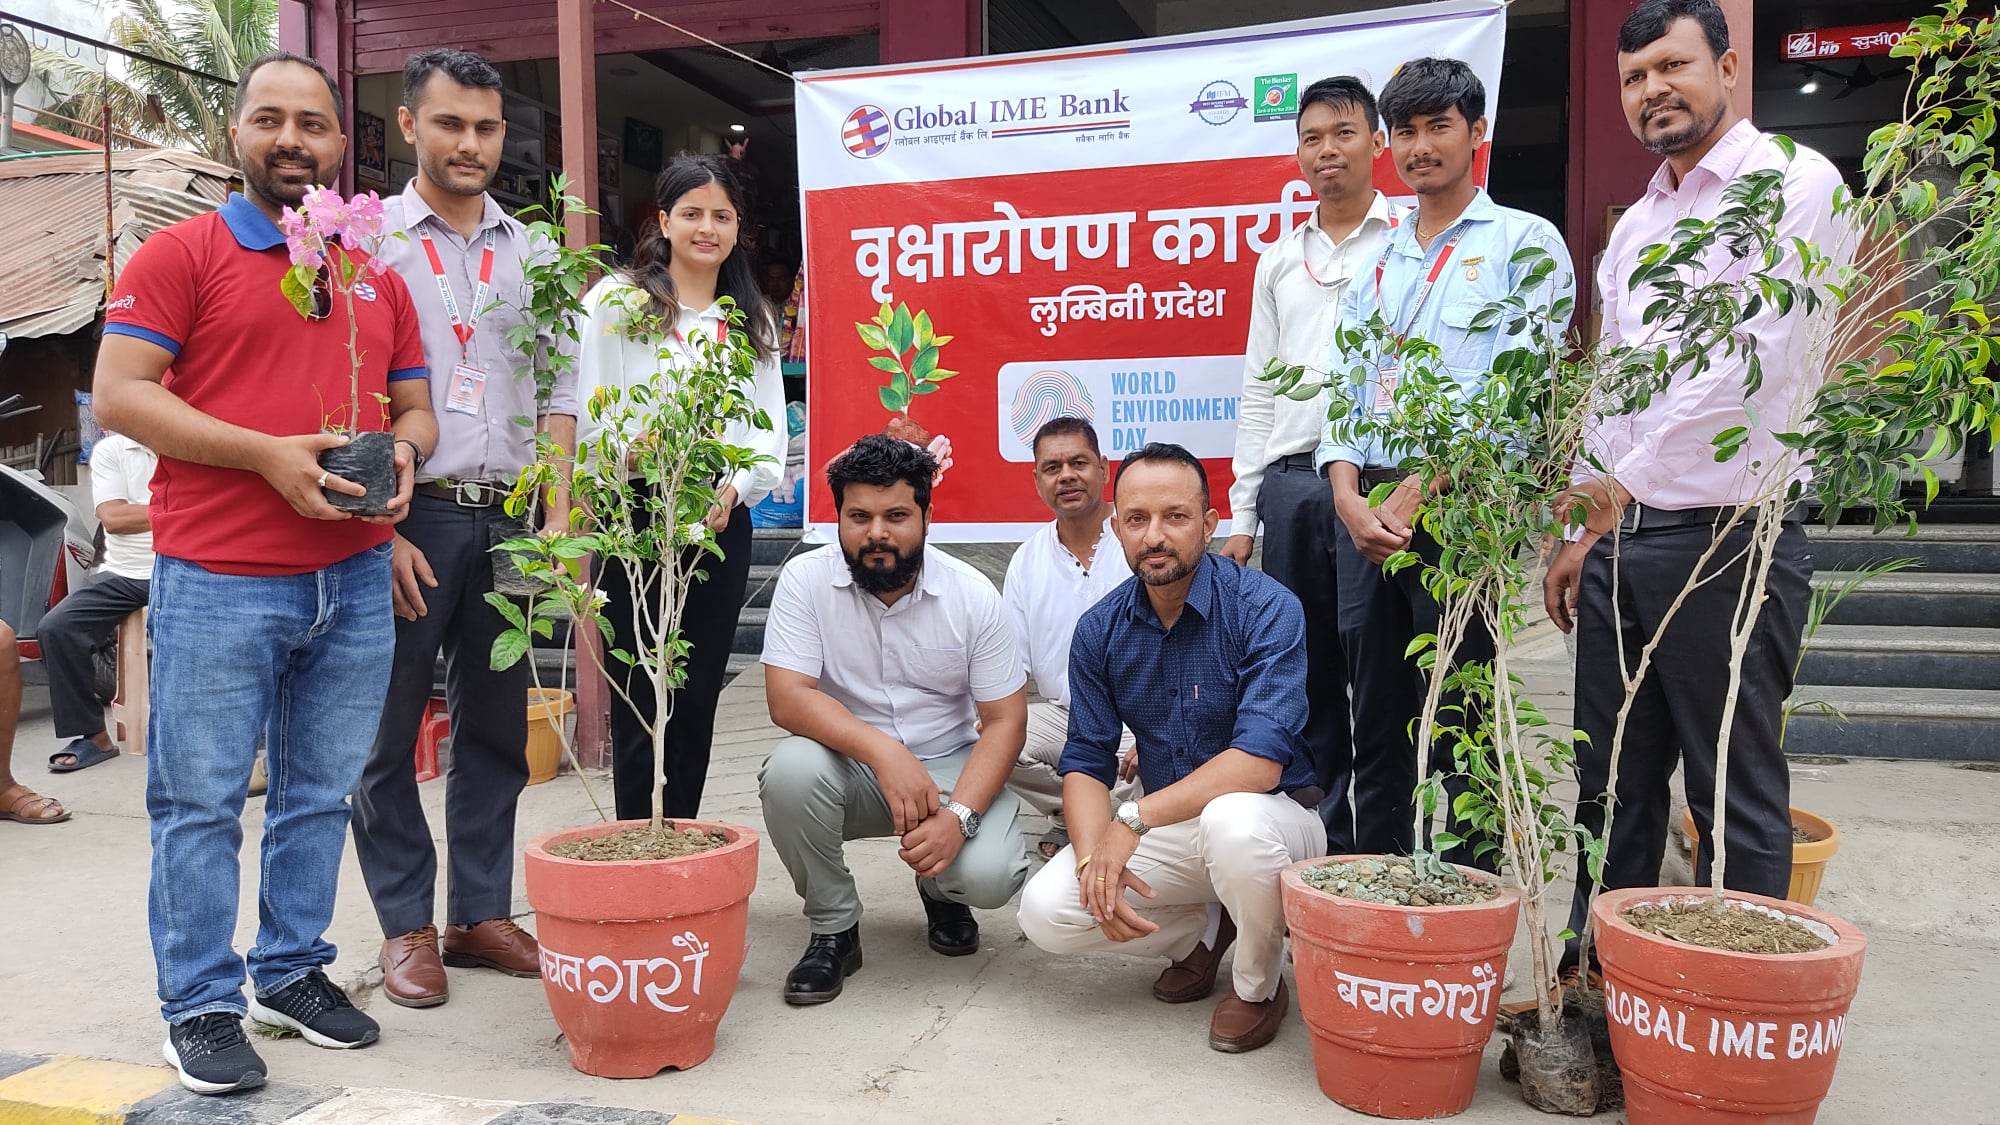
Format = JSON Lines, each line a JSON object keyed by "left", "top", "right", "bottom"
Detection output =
{"left": 1373, "top": 362, "right": 1401, "bottom": 412}
{"left": 444, "top": 364, "right": 488, "bottom": 416}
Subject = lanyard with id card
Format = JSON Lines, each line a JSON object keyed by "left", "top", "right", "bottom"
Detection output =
{"left": 1368, "top": 225, "right": 1466, "bottom": 413}
{"left": 421, "top": 227, "right": 498, "bottom": 416}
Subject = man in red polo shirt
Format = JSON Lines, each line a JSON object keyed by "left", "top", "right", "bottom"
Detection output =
{"left": 93, "top": 52, "right": 436, "bottom": 1097}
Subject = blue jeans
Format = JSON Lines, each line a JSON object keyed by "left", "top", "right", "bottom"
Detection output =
{"left": 147, "top": 542, "right": 394, "bottom": 1024}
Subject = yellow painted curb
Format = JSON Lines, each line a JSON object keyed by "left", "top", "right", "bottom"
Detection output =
{"left": 0, "top": 1056, "right": 176, "bottom": 1124}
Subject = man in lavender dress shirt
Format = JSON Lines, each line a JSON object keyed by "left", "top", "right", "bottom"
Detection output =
{"left": 349, "top": 48, "right": 577, "bottom": 1009}
{"left": 1543, "top": 0, "right": 1856, "bottom": 962}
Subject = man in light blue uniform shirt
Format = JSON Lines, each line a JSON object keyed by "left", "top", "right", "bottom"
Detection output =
{"left": 1313, "top": 57, "right": 1574, "bottom": 860}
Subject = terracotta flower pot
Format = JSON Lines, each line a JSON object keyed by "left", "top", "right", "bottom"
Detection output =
{"left": 1680, "top": 806, "right": 1841, "bottom": 905}
{"left": 1593, "top": 888, "right": 1867, "bottom": 1124}
{"left": 524, "top": 819, "right": 759, "bottom": 1077}
{"left": 523, "top": 688, "right": 573, "bottom": 786}
{"left": 1282, "top": 855, "right": 1522, "bottom": 1119}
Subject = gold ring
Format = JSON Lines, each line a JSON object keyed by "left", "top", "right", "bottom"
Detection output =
{"left": 1094, "top": 876, "right": 1106, "bottom": 883}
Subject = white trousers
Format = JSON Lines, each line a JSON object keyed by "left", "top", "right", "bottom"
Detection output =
{"left": 1011, "top": 699, "right": 1137, "bottom": 821}
{"left": 1016, "top": 791, "right": 1327, "bottom": 1002}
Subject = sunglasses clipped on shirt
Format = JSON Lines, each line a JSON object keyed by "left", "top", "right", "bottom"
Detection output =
{"left": 306, "top": 268, "right": 333, "bottom": 321}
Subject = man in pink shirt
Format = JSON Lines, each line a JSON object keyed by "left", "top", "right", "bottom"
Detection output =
{"left": 1542, "top": 0, "right": 1854, "bottom": 965}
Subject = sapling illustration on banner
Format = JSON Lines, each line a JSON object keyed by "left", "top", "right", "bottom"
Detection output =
{"left": 858, "top": 301, "right": 957, "bottom": 481}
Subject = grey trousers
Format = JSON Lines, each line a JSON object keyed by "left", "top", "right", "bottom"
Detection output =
{"left": 37, "top": 573, "right": 149, "bottom": 739}
{"left": 1014, "top": 699, "right": 1138, "bottom": 821}
{"left": 351, "top": 495, "right": 530, "bottom": 937}
{"left": 759, "top": 735, "right": 1032, "bottom": 934}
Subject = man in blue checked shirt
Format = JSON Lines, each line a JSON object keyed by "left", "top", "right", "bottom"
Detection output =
{"left": 1018, "top": 443, "right": 1328, "bottom": 1056}
{"left": 1313, "top": 57, "right": 1575, "bottom": 860}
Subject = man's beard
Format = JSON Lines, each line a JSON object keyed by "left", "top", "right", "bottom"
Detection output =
{"left": 419, "top": 147, "right": 493, "bottom": 196}
{"left": 1133, "top": 547, "right": 1193, "bottom": 587}
{"left": 844, "top": 541, "right": 923, "bottom": 594}
{"left": 1641, "top": 96, "right": 1726, "bottom": 157}
{"left": 241, "top": 145, "right": 327, "bottom": 208}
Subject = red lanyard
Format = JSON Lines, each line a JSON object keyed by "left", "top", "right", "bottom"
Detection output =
{"left": 671, "top": 316, "right": 728, "bottom": 352}
{"left": 1373, "top": 224, "right": 1467, "bottom": 341}
{"left": 419, "top": 228, "right": 497, "bottom": 350}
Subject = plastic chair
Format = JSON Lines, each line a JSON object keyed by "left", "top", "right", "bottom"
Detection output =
{"left": 413, "top": 695, "right": 449, "bottom": 782}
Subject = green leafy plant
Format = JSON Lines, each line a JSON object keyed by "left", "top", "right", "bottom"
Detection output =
{"left": 488, "top": 294, "right": 772, "bottom": 832}
{"left": 857, "top": 301, "right": 957, "bottom": 414}
{"left": 504, "top": 174, "right": 609, "bottom": 414}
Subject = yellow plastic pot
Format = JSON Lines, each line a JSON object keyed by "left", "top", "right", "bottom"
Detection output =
{"left": 1679, "top": 805, "right": 1840, "bottom": 905}
{"left": 525, "top": 687, "right": 575, "bottom": 785}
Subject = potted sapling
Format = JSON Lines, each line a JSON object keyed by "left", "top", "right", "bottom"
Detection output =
{"left": 279, "top": 186, "right": 399, "bottom": 514}
{"left": 491, "top": 293, "right": 773, "bottom": 1078}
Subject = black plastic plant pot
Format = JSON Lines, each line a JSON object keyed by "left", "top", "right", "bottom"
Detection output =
{"left": 318, "top": 430, "right": 397, "bottom": 516}
{"left": 490, "top": 517, "right": 550, "bottom": 598}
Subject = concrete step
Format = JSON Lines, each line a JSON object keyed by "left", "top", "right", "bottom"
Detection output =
{"left": 1797, "top": 625, "right": 2000, "bottom": 692}
{"left": 1786, "top": 684, "right": 2000, "bottom": 762}
{"left": 734, "top": 606, "right": 768, "bottom": 656}
{"left": 1807, "top": 524, "right": 2000, "bottom": 574}
{"left": 724, "top": 652, "right": 757, "bottom": 685}
{"left": 751, "top": 527, "right": 806, "bottom": 567}
{"left": 1816, "top": 569, "right": 2000, "bottom": 628}
{"left": 743, "top": 564, "right": 784, "bottom": 609}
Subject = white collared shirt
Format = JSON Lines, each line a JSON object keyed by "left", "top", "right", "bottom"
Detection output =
{"left": 89, "top": 433, "right": 157, "bottom": 581}
{"left": 573, "top": 275, "right": 788, "bottom": 507}
{"left": 1227, "top": 192, "right": 1396, "bottom": 535}
{"left": 1001, "top": 518, "right": 1130, "bottom": 707}
{"left": 761, "top": 543, "right": 1026, "bottom": 759}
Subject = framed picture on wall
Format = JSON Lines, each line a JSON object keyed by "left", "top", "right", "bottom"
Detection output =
{"left": 356, "top": 110, "right": 387, "bottom": 182}
{"left": 623, "top": 117, "right": 662, "bottom": 174}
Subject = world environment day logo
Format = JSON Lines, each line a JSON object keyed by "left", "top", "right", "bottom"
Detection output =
{"left": 1009, "top": 369, "right": 1095, "bottom": 445}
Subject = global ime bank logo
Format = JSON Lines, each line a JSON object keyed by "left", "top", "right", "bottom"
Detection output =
{"left": 1009, "top": 369, "right": 1095, "bottom": 447}
{"left": 843, "top": 105, "right": 891, "bottom": 158}
{"left": 1188, "top": 80, "right": 1248, "bottom": 126}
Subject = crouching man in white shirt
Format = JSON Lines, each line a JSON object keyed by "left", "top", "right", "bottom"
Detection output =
{"left": 1002, "top": 416, "right": 1137, "bottom": 857}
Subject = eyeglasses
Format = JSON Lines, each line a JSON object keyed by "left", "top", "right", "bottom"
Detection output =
{"left": 307, "top": 269, "right": 332, "bottom": 320}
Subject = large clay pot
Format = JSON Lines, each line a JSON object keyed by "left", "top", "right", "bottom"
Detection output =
{"left": 524, "top": 819, "right": 759, "bottom": 1077}
{"left": 1282, "top": 855, "right": 1521, "bottom": 1119}
{"left": 1593, "top": 888, "right": 1867, "bottom": 1124}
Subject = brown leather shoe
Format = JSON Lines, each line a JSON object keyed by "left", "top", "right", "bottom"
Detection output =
{"left": 1209, "top": 978, "right": 1288, "bottom": 1053}
{"left": 1152, "top": 910, "right": 1236, "bottom": 1003}
{"left": 442, "top": 918, "right": 541, "bottom": 977}
{"left": 380, "top": 926, "right": 447, "bottom": 1008}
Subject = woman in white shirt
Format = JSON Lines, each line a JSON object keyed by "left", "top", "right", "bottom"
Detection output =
{"left": 573, "top": 154, "right": 787, "bottom": 821}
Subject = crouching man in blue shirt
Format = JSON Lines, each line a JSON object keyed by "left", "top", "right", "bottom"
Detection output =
{"left": 1017, "top": 443, "right": 1327, "bottom": 1054}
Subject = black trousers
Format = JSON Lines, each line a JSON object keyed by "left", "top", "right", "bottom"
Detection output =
{"left": 1565, "top": 521, "right": 1809, "bottom": 953}
{"left": 1335, "top": 515, "right": 1496, "bottom": 868}
{"left": 600, "top": 503, "right": 752, "bottom": 822}
{"left": 352, "top": 494, "right": 530, "bottom": 937}
{"left": 37, "top": 573, "right": 150, "bottom": 740}
{"left": 1256, "top": 456, "right": 1355, "bottom": 851}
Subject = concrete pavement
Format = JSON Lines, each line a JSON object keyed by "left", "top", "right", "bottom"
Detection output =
{"left": 3, "top": 643, "right": 1997, "bottom": 1123}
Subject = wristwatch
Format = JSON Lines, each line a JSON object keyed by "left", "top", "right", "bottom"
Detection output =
{"left": 1116, "top": 799, "right": 1150, "bottom": 838}
{"left": 939, "top": 792, "right": 981, "bottom": 838}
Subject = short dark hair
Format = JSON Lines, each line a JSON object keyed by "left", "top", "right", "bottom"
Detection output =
{"left": 828, "top": 433, "right": 936, "bottom": 512}
{"left": 1114, "top": 443, "right": 1209, "bottom": 507}
{"left": 1299, "top": 76, "right": 1380, "bottom": 134}
{"left": 236, "top": 51, "right": 343, "bottom": 123}
{"left": 1377, "top": 57, "right": 1485, "bottom": 131}
{"left": 1618, "top": 0, "right": 1730, "bottom": 57}
{"left": 402, "top": 48, "right": 503, "bottom": 109}
{"left": 1031, "top": 416, "right": 1100, "bottom": 458}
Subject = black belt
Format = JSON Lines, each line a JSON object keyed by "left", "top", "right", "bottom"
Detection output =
{"left": 1617, "top": 501, "right": 1807, "bottom": 534}
{"left": 1358, "top": 466, "right": 1407, "bottom": 489}
{"left": 416, "top": 480, "right": 509, "bottom": 508}
{"left": 1276, "top": 452, "right": 1317, "bottom": 471}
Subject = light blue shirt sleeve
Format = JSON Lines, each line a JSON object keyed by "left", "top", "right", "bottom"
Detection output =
{"left": 1314, "top": 273, "right": 1375, "bottom": 470}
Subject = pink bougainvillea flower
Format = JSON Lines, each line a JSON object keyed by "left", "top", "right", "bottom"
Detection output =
{"left": 300, "top": 184, "right": 350, "bottom": 234}
{"left": 345, "top": 191, "right": 386, "bottom": 243}
{"left": 279, "top": 206, "right": 328, "bottom": 271}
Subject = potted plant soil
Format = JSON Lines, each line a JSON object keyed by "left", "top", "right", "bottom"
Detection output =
{"left": 1283, "top": 855, "right": 1518, "bottom": 1119}
{"left": 277, "top": 186, "right": 399, "bottom": 515}
{"left": 1680, "top": 807, "right": 1842, "bottom": 907}
{"left": 492, "top": 260, "right": 774, "bottom": 1076}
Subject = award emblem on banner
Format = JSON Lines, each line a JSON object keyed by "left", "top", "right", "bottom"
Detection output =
{"left": 1253, "top": 73, "right": 1299, "bottom": 123}
{"left": 1188, "top": 80, "right": 1248, "bottom": 126}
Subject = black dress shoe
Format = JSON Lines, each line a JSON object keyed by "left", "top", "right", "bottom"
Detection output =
{"left": 918, "top": 878, "right": 979, "bottom": 956}
{"left": 783, "top": 925, "right": 862, "bottom": 1006}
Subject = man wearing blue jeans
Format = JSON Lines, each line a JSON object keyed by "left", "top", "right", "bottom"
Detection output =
{"left": 94, "top": 52, "right": 436, "bottom": 1096}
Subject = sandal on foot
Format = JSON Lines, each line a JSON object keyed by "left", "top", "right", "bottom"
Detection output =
{"left": 49, "top": 739, "right": 118, "bottom": 773}
{"left": 0, "top": 784, "right": 70, "bottom": 824}
{"left": 1037, "top": 825, "right": 1070, "bottom": 860}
